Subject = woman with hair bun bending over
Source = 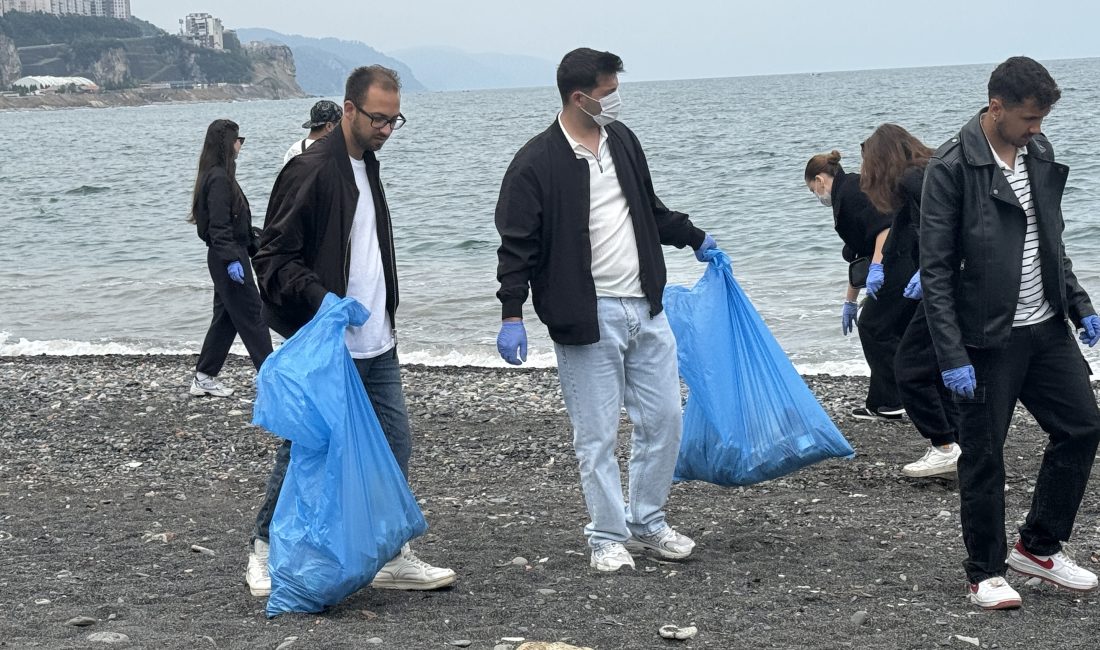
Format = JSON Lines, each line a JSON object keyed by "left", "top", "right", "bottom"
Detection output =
{"left": 805, "top": 150, "right": 916, "bottom": 421}
{"left": 187, "top": 119, "right": 272, "bottom": 397}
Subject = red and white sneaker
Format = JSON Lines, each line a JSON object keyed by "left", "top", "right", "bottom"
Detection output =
{"left": 968, "top": 577, "right": 1022, "bottom": 610}
{"left": 1007, "top": 541, "right": 1098, "bottom": 592}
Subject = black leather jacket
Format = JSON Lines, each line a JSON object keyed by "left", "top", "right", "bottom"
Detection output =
{"left": 920, "top": 108, "right": 1094, "bottom": 371}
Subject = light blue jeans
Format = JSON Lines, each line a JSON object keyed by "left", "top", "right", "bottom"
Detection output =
{"left": 554, "top": 297, "right": 683, "bottom": 549}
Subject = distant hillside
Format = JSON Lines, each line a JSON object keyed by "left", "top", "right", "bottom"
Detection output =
{"left": 235, "top": 28, "right": 425, "bottom": 95}
{"left": 0, "top": 12, "right": 301, "bottom": 95}
{"left": 390, "top": 46, "right": 555, "bottom": 91}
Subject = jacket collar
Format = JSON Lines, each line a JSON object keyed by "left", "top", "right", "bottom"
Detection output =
{"left": 960, "top": 107, "right": 1055, "bottom": 167}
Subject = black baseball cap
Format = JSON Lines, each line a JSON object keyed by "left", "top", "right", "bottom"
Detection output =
{"left": 302, "top": 100, "right": 343, "bottom": 129}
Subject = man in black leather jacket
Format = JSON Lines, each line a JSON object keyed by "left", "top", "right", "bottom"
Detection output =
{"left": 921, "top": 56, "right": 1100, "bottom": 610}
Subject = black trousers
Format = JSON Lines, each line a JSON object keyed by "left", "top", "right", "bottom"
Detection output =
{"left": 857, "top": 257, "right": 918, "bottom": 412}
{"left": 895, "top": 301, "right": 959, "bottom": 446}
{"left": 956, "top": 317, "right": 1100, "bottom": 583}
{"left": 195, "top": 247, "right": 273, "bottom": 375}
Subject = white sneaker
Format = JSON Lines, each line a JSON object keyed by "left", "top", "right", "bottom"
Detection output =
{"left": 628, "top": 526, "right": 696, "bottom": 560}
{"left": 245, "top": 539, "right": 271, "bottom": 597}
{"left": 190, "top": 374, "right": 234, "bottom": 397}
{"left": 590, "top": 542, "right": 635, "bottom": 572}
{"left": 901, "top": 443, "right": 961, "bottom": 478}
{"left": 968, "top": 576, "right": 1022, "bottom": 610}
{"left": 1007, "top": 541, "right": 1099, "bottom": 592}
{"left": 370, "top": 544, "right": 456, "bottom": 590}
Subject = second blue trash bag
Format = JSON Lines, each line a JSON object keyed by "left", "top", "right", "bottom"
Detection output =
{"left": 252, "top": 294, "right": 428, "bottom": 617}
{"left": 663, "top": 250, "right": 854, "bottom": 486}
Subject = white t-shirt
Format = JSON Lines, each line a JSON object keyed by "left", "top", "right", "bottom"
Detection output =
{"left": 282, "top": 137, "right": 318, "bottom": 165}
{"left": 557, "top": 114, "right": 643, "bottom": 298}
{"left": 344, "top": 156, "right": 395, "bottom": 358}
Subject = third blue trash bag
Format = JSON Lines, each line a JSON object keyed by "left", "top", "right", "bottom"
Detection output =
{"left": 663, "top": 250, "right": 854, "bottom": 486}
{"left": 253, "top": 294, "right": 428, "bottom": 617}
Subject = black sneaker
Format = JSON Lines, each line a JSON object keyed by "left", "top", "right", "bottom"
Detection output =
{"left": 851, "top": 407, "right": 904, "bottom": 421}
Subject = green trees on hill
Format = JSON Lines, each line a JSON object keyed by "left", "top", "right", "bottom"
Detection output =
{"left": 0, "top": 12, "right": 257, "bottom": 86}
{"left": 0, "top": 12, "right": 142, "bottom": 46}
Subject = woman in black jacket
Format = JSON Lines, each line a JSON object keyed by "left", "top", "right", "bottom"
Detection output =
{"left": 805, "top": 150, "right": 914, "bottom": 420}
{"left": 187, "top": 119, "right": 272, "bottom": 397}
{"left": 860, "top": 124, "right": 960, "bottom": 478}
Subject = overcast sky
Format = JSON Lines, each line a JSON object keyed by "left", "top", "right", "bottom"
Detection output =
{"left": 132, "top": 0, "right": 1100, "bottom": 82}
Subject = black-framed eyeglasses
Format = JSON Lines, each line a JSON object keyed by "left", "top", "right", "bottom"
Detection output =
{"left": 236, "top": 136, "right": 246, "bottom": 145}
{"left": 352, "top": 103, "right": 406, "bottom": 130}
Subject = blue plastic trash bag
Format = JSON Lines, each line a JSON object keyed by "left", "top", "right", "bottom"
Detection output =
{"left": 663, "top": 250, "right": 854, "bottom": 486}
{"left": 253, "top": 294, "right": 427, "bottom": 617}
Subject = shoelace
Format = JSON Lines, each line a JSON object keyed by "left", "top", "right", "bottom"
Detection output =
{"left": 1055, "top": 552, "right": 1081, "bottom": 570}
{"left": 401, "top": 551, "right": 435, "bottom": 570}
{"left": 987, "top": 577, "right": 1009, "bottom": 588}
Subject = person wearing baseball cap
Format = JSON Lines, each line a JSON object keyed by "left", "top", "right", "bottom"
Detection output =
{"left": 282, "top": 99, "right": 343, "bottom": 164}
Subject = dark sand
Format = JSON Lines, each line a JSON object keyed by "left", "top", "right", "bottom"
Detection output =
{"left": 2, "top": 355, "right": 1099, "bottom": 649}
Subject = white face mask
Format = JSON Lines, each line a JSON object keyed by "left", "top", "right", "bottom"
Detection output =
{"left": 580, "top": 89, "right": 622, "bottom": 127}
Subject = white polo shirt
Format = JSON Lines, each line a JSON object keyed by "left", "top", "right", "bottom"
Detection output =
{"left": 987, "top": 142, "right": 1055, "bottom": 327}
{"left": 557, "top": 114, "right": 643, "bottom": 298}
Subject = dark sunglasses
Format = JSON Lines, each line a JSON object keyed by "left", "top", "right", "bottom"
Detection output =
{"left": 236, "top": 136, "right": 246, "bottom": 145}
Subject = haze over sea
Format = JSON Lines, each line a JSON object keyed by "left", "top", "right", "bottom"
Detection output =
{"left": 3, "top": 58, "right": 1100, "bottom": 373}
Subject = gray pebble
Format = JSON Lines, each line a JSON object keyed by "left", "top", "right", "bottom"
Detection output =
{"left": 87, "top": 632, "right": 129, "bottom": 644}
{"left": 537, "top": 588, "right": 557, "bottom": 595}
{"left": 511, "top": 556, "right": 528, "bottom": 566}
{"left": 851, "top": 610, "right": 870, "bottom": 626}
{"left": 449, "top": 641, "right": 472, "bottom": 648}
{"left": 275, "top": 637, "right": 298, "bottom": 650}
{"left": 190, "top": 544, "right": 216, "bottom": 555}
{"left": 66, "top": 616, "right": 96, "bottom": 627}
{"left": 364, "top": 638, "right": 383, "bottom": 645}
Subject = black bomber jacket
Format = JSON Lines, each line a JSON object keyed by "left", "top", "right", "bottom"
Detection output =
{"left": 495, "top": 119, "right": 705, "bottom": 345}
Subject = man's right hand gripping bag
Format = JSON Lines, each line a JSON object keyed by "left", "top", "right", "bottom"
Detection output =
{"left": 663, "top": 250, "right": 854, "bottom": 486}
{"left": 252, "top": 294, "right": 427, "bottom": 617}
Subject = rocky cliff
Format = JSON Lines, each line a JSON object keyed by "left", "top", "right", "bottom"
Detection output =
{"left": 89, "top": 46, "right": 130, "bottom": 89}
{"left": 0, "top": 33, "right": 20, "bottom": 87}
{"left": 244, "top": 42, "right": 302, "bottom": 98}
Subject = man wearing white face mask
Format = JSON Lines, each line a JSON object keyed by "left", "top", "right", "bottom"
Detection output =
{"left": 493, "top": 47, "right": 717, "bottom": 573}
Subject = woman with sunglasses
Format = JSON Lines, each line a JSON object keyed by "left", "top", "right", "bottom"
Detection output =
{"left": 187, "top": 119, "right": 272, "bottom": 397}
{"left": 860, "top": 123, "right": 961, "bottom": 478}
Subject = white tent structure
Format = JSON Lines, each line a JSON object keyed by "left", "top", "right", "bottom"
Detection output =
{"left": 12, "top": 75, "right": 99, "bottom": 92}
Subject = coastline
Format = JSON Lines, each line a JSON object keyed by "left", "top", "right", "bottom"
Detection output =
{"left": 3, "top": 354, "right": 1099, "bottom": 648}
{"left": 0, "top": 84, "right": 308, "bottom": 111}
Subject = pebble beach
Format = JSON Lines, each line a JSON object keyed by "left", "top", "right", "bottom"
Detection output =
{"left": 3, "top": 354, "right": 1100, "bottom": 649}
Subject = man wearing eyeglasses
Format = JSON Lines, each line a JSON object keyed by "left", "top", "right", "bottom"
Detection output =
{"left": 250, "top": 65, "right": 454, "bottom": 598}
{"left": 494, "top": 48, "right": 717, "bottom": 573}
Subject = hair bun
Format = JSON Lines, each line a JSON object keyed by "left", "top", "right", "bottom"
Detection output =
{"left": 828, "top": 150, "right": 842, "bottom": 164}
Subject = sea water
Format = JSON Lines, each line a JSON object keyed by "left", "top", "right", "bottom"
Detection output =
{"left": 2, "top": 57, "right": 1099, "bottom": 372}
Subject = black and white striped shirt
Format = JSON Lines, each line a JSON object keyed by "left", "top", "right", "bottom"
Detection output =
{"left": 991, "top": 145, "right": 1055, "bottom": 326}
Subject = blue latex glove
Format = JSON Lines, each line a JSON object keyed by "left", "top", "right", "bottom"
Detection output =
{"left": 841, "top": 301, "right": 857, "bottom": 336}
{"left": 1080, "top": 314, "right": 1100, "bottom": 347}
{"left": 496, "top": 320, "right": 527, "bottom": 365}
{"left": 903, "top": 270, "right": 922, "bottom": 300}
{"left": 942, "top": 364, "right": 976, "bottom": 399}
{"left": 865, "top": 262, "right": 884, "bottom": 299}
{"left": 227, "top": 261, "right": 245, "bottom": 284}
{"left": 694, "top": 233, "right": 717, "bottom": 262}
